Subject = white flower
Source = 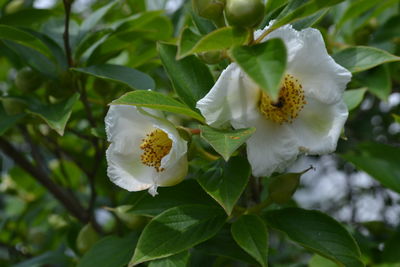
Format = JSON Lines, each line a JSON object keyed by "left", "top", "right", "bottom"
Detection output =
{"left": 196, "top": 24, "right": 351, "bottom": 177}
{"left": 105, "top": 105, "right": 188, "bottom": 196}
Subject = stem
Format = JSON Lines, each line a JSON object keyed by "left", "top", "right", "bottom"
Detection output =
{"left": 63, "top": 0, "right": 74, "bottom": 67}
{"left": 0, "top": 137, "right": 89, "bottom": 223}
{"left": 254, "top": 28, "right": 273, "bottom": 44}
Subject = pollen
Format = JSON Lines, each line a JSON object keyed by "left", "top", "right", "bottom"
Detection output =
{"left": 140, "top": 129, "right": 172, "bottom": 172}
{"left": 259, "top": 74, "right": 306, "bottom": 124}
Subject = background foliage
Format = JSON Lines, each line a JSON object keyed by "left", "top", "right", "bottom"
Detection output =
{"left": 0, "top": 0, "right": 399, "bottom": 266}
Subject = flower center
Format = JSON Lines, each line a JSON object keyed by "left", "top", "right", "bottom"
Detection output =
{"left": 259, "top": 74, "right": 306, "bottom": 124}
{"left": 140, "top": 129, "right": 172, "bottom": 172}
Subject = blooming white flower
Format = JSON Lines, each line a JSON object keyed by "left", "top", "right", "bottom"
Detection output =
{"left": 196, "top": 24, "right": 352, "bottom": 177}
{"left": 105, "top": 105, "right": 188, "bottom": 196}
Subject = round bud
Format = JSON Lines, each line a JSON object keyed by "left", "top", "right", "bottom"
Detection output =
{"left": 1, "top": 97, "right": 27, "bottom": 115}
{"left": 192, "top": 0, "right": 226, "bottom": 21}
{"left": 225, "top": 0, "right": 264, "bottom": 28}
{"left": 76, "top": 224, "right": 99, "bottom": 254}
{"left": 15, "top": 68, "right": 42, "bottom": 92}
{"left": 198, "top": 50, "right": 224, "bottom": 64}
{"left": 4, "top": 0, "right": 24, "bottom": 14}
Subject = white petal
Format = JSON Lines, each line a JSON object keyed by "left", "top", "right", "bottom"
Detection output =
{"left": 245, "top": 114, "right": 298, "bottom": 177}
{"left": 196, "top": 63, "right": 259, "bottom": 128}
{"left": 286, "top": 28, "right": 351, "bottom": 104}
{"left": 105, "top": 105, "right": 154, "bottom": 154}
{"left": 291, "top": 97, "right": 348, "bottom": 154}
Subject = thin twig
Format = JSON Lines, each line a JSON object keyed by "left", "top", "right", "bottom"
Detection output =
{"left": 63, "top": 0, "right": 74, "bottom": 67}
{"left": 0, "top": 137, "right": 89, "bottom": 223}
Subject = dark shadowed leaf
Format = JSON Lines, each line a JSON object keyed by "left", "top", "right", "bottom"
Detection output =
{"left": 265, "top": 208, "right": 363, "bottom": 267}
{"left": 72, "top": 64, "right": 155, "bottom": 90}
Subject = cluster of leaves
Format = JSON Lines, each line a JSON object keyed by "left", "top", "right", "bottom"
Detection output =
{"left": 0, "top": 0, "right": 399, "bottom": 266}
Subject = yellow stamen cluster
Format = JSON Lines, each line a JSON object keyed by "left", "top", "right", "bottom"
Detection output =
{"left": 140, "top": 129, "right": 172, "bottom": 172}
{"left": 259, "top": 74, "right": 306, "bottom": 124}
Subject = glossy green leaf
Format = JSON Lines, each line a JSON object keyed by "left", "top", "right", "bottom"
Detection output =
{"left": 178, "top": 27, "right": 249, "bottom": 59}
{"left": 271, "top": 0, "right": 345, "bottom": 31}
{"left": 230, "top": 39, "right": 287, "bottom": 101}
{"left": 362, "top": 65, "right": 391, "bottom": 101}
{"left": 199, "top": 125, "right": 255, "bottom": 161}
{"left": 341, "top": 142, "right": 400, "bottom": 193}
{"left": 198, "top": 157, "right": 250, "bottom": 215}
{"left": 26, "top": 93, "right": 80, "bottom": 136}
{"left": 130, "top": 205, "right": 226, "bottom": 265}
{"left": 0, "top": 103, "right": 24, "bottom": 136}
{"left": 292, "top": 9, "right": 328, "bottom": 30}
{"left": 344, "top": 88, "right": 367, "bottom": 111}
{"left": 0, "top": 25, "right": 52, "bottom": 58}
{"left": 148, "top": 251, "right": 190, "bottom": 267}
{"left": 158, "top": 43, "right": 214, "bottom": 110}
{"left": 72, "top": 64, "right": 155, "bottom": 90}
{"left": 195, "top": 225, "right": 258, "bottom": 265}
{"left": 128, "top": 180, "right": 217, "bottom": 217}
{"left": 231, "top": 215, "right": 269, "bottom": 267}
{"left": 110, "top": 90, "right": 205, "bottom": 122}
{"left": 332, "top": 46, "right": 400, "bottom": 73}
{"left": 265, "top": 208, "right": 363, "bottom": 267}
{"left": 78, "top": 233, "right": 139, "bottom": 267}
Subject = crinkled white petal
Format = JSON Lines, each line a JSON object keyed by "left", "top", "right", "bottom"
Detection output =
{"left": 291, "top": 97, "right": 348, "bottom": 155}
{"left": 262, "top": 25, "right": 352, "bottom": 104}
{"left": 196, "top": 63, "right": 259, "bottom": 128}
{"left": 104, "top": 105, "right": 188, "bottom": 194}
{"left": 245, "top": 113, "right": 298, "bottom": 177}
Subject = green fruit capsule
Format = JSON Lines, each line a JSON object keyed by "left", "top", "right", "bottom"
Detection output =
{"left": 15, "top": 68, "right": 42, "bottom": 93}
{"left": 225, "top": 0, "right": 264, "bottom": 28}
{"left": 192, "top": 0, "right": 226, "bottom": 21}
{"left": 198, "top": 50, "right": 224, "bottom": 64}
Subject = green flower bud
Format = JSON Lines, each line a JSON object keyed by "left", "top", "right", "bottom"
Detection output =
{"left": 15, "top": 68, "right": 42, "bottom": 93}
{"left": 198, "top": 50, "right": 224, "bottom": 64}
{"left": 192, "top": 0, "right": 226, "bottom": 21}
{"left": 1, "top": 97, "right": 27, "bottom": 115}
{"left": 76, "top": 224, "right": 99, "bottom": 254}
{"left": 225, "top": 0, "right": 264, "bottom": 28}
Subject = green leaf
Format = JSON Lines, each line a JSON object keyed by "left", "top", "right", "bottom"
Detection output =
{"left": 341, "top": 142, "right": 400, "bottom": 194}
{"left": 382, "top": 231, "right": 400, "bottom": 263}
{"left": 195, "top": 225, "right": 258, "bottom": 265}
{"left": 0, "top": 103, "right": 24, "bottom": 136}
{"left": 178, "top": 27, "right": 249, "bottom": 59}
{"left": 362, "top": 65, "right": 391, "bottom": 101}
{"left": 0, "top": 8, "right": 54, "bottom": 26}
{"left": 110, "top": 90, "right": 205, "bottom": 122}
{"left": 292, "top": 9, "right": 328, "bottom": 30}
{"left": 148, "top": 251, "right": 190, "bottom": 267}
{"left": 393, "top": 114, "right": 400, "bottom": 124}
{"left": 198, "top": 157, "right": 251, "bottom": 215}
{"left": 158, "top": 43, "right": 214, "bottom": 110}
{"left": 344, "top": 88, "right": 367, "bottom": 111}
{"left": 336, "top": 0, "right": 382, "bottom": 30}
{"left": 77, "top": 1, "right": 118, "bottom": 42}
{"left": 199, "top": 125, "right": 255, "bottom": 161}
{"left": 0, "top": 25, "right": 52, "bottom": 58}
{"left": 72, "top": 64, "right": 155, "bottom": 90}
{"left": 332, "top": 46, "right": 400, "bottom": 73}
{"left": 267, "top": 168, "right": 312, "bottom": 204}
{"left": 26, "top": 93, "right": 80, "bottom": 136}
{"left": 128, "top": 180, "right": 217, "bottom": 217}
{"left": 309, "top": 254, "right": 338, "bottom": 267}
{"left": 272, "top": 0, "right": 345, "bottom": 31}
{"left": 130, "top": 205, "right": 226, "bottom": 265}
{"left": 231, "top": 215, "right": 269, "bottom": 267}
{"left": 230, "top": 39, "right": 287, "bottom": 101}
{"left": 78, "top": 233, "right": 139, "bottom": 267}
{"left": 265, "top": 208, "right": 363, "bottom": 267}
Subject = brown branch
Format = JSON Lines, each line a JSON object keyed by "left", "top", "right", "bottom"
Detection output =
{"left": 63, "top": 0, "right": 74, "bottom": 67}
{"left": 0, "top": 137, "right": 89, "bottom": 223}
